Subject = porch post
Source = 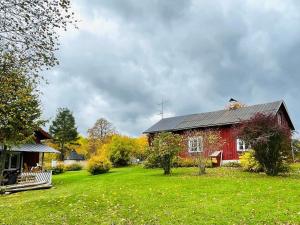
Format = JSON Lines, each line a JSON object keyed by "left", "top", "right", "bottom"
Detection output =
{"left": 20, "top": 153, "right": 23, "bottom": 173}
{"left": 42, "top": 152, "right": 45, "bottom": 170}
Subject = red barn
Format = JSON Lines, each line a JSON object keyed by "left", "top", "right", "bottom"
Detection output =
{"left": 144, "top": 100, "right": 295, "bottom": 166}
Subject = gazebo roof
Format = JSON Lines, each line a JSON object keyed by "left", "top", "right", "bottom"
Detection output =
{"left": 1, "top": 144, "right": 60, "bottom": 154}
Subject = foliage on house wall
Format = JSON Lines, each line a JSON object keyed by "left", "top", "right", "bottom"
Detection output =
{"left": 181, "top": 129, "right": 225, "bottom": 174}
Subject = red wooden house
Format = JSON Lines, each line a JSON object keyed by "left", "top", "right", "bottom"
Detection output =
{"left": 144, "top": 100, "right": 295, "bottom": 166}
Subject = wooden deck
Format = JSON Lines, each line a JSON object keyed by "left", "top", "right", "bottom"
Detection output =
{"left": 4, "top": 181, "right": 52, "bottom": 193}
{"left": 1, "top": 171, "right": 53, "bottom": 194}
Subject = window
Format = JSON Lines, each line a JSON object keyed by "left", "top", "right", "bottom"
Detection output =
{"left": 4, "top": 153, "right": 9, "bottom": 169}
{"left": 4, "top": 152, "right": 20, "bottom": 170}
{"left": 188, "top": 136, "right": 203, "bottom": 153}
{"left": 236, "top": 139, "right": 250, "bottom": 152}
{"left": 10, "top": 154, "right": 19, "bottom": 169}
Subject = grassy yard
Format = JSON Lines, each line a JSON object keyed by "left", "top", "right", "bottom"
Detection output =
{"left": 1, "top": 166, "right": 300, "bottom": 225}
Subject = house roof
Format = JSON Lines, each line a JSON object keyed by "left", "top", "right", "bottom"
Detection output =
{"left": 0, "top": 144, "right": 60, "bottom": 154}
{"left": 35, "top": 129, "right": 52, "bottom": 140}
{"left": 144, "top": 100, "right": 295, "bottom": 133}
{"left": 65, "top": 150, "right": 85, "bottom": 161}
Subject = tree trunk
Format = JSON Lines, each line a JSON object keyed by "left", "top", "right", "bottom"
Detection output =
{"left": 0, "top": 145, "right": 7, "bottom": 185}
{"left": 198, "top": 161, "right": 206, "bottom": 175}
{"left": 163, "top": 157, "right": 171, "bottom": 175}
{"left": 164, "top": 166, "right": 171, "bottom": 175}
{"left": 60, "top": 143, "right": 65, "bottom": 161}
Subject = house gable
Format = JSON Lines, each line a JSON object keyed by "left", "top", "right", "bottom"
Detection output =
{"left": 276, "top": 102, "right": 295, "bottom": 130}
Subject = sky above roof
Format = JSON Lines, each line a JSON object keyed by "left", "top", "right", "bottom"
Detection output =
{"left": 40, "top": 0, "right": 300, "bottom": 137}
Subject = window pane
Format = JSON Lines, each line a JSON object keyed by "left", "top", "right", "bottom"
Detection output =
{"left": 239, "top": 140, "right": 244, "bottom": 150}
{"left": 198, "top": 137, "right": 203, "bottom": 152}
{"left": 189, "top": 138, "right": 198, "bottom": 152}
{"left": 10, "top": 154, "right": 18, "bottom": 169}
{"left": 188, "top": 137, "right": 203, "bottom": 152}
{"left": 4, "top": 154, "right": 10, "bottom": 169}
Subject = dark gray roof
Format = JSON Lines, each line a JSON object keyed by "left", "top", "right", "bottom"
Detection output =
{"left": 0, "top": 144, "right": 60, "bottom": 154}
{"left": 144, "top": 100, "right": 292, "bottom": 133}
{"left": 65, "top": 150, "right": 85, "bottom": 160}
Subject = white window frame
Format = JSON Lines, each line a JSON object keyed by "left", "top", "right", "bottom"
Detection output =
{"left": 236, "top": 139, "right": 250, "bottom": 152}
{"left": 188, "top": 136, "right": 203, "bottom": 153}
{"left": 4, "top": 152, "right": 21, "bottom": 170}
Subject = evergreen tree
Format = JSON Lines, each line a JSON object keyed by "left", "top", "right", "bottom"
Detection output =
{"left": 49, "top": 108, "right": 78, "bottom": 160}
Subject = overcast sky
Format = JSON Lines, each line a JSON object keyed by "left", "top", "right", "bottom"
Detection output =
{"left": 40, "top": 0, "right": 300, "bottom": 137}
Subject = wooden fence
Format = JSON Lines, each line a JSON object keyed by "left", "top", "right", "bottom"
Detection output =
{"left": 19, "top": 171, "right": 52, "bottom": 184}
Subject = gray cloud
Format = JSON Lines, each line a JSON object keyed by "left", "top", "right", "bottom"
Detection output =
{"left": 40, "top": 0, "right": 300, "bottom": 136}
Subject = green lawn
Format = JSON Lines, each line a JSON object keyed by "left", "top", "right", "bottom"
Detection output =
{"left": 1, "top": 166, "right": 300, "bottom": 225}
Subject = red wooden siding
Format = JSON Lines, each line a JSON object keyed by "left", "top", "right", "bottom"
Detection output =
{"left": 220, "top": 126, "right": 239, "bottom": 160}
{"left": 148, "top": 126, "right": 240, "bottom": 161}
{"left": 176, "top": 126, "right": 240, "bottom": 160}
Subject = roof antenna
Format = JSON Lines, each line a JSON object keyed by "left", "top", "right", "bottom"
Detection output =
{"left": 158, "top": 98, "right": 167, "bottom": 119}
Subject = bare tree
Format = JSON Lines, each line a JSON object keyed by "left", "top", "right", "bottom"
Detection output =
{"left": 0, "top": 0, "right": 77, "bottom": 75}
{"left": 87, "top": 118, "right": 116, "bottom": 156}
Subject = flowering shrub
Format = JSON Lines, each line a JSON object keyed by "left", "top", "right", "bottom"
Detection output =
{"left": 87, "top": 156, "right": 111, "bottom": 175}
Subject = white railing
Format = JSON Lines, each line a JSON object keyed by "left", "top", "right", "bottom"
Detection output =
{"left": 19, "top": 171, "right": 52, "bottom": 184}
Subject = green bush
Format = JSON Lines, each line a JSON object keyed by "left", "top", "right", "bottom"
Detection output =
{"left": 240, "top": 151, "right": 263, "bottom": 172}
{"left": 222, "top": 162, "right": 241, "bottom": 168}
{"left": 110, "top": 149, "right": 131, "bottom": 167}
{"left": 88, "top": 156, "right": 111, "bottom": 175}
{"left": 51, "top": 164, "right": 65, "bottom": 175}
{"left": 108, "top": 136, "right": 135, "bottom": 167}
{"left": 65, "top": 163, "right": 83, "bottom": 171}
{"left": 145, "top": 132, "right": 182, "bottom": 175}
{"left": 143, "top": 158, "right": 160, "bottom": 169}
{"left": 143, "top": 147, "right": 160, "bottom": 168}
{"left": 0, "top": 186, "right": 6, "bottom": 195}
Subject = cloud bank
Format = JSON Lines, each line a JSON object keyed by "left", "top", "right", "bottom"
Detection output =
{"left": 40, "top": 0, "right": 300, "bottom": 136}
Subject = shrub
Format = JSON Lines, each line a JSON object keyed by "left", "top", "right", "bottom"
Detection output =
{"left": 205, "top": 160, "right": 213, "bottom": 168}
{"left": 110, "top": 149, "right": 131, "bottom": 167}
{"left": 237, "top": 113, "right": 293, "bottom": 176}
{"left": 146, "top": 132, "right": 182, "bottom": 175}
{"left": 65, "top": 163, "right": 83, "bottom": 171}
{"left": 0, "top": 186, "right": 6, "bottom": 195}
{"left": 174, "top": 157, "right": 197, "bottom": 167}
{"left": 143, "top": 152, "right": 160, "bottom": 168}
{"left": 51, "top": 164, "right": 65, "bottom": 175}
{"left": 222, "top": 162, "right": 241, "bottom": 168}
{"left": 107, "top": 135, "right": 135, "bottom": 167}
{"left": 88, "top": 156, "right": 111, "bottom": 175}
{"left": 240, "top": 151, "right": 263, "bottom": 172}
